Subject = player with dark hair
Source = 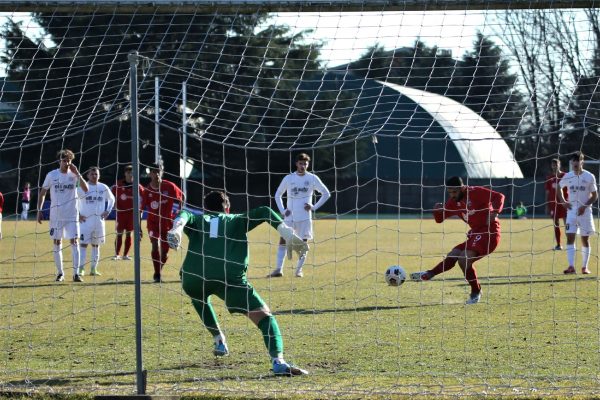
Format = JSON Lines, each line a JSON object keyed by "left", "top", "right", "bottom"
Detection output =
{"left": 269, "top": 152, "right": 330, "bottom": 278}
{"left": 167, "top": 191, "right": 309, "bottom": 376}
{"left": 141, "top": 162, "right": 184, "bottom": 282}
{"left": 111, "top": 165, "right": 144, "bottom": 260}
{"left": 557, "top": 151, "right": 598, "bottom": 275}
{"left": 77, "top": 166, "right": 115, "bottom": 276}
{"left": 410, "top": 176, "right": 505, "bottom": 304}
{"left": 545, "top": 158, "right": 568, "bottom": 250}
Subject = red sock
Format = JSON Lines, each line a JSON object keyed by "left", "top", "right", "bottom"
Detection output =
{"left": 151, "top": 248, "right": 161, "bottom": 275}
{"left": 115, "top": 235, "right": 123, "bottom": 255}
{"left": 429, "top": 257, "right": 458, "bottom": 277}
{"left": 554, "top": 226, "right": 561, "bottom": 246}
{"left": 460, "top": 264, "right": 481, "bottom": 294}
{"left": 124, "top": 236, "right": 132, "bottom": 256}
{"left": 160, "top": 241, "right": 170, "bottom": 268}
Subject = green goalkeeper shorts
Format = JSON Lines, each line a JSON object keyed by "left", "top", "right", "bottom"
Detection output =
{"left": 181, "top": 271, "right": 266, "bottom": 314}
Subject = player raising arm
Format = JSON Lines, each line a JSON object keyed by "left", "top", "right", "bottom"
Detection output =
{"left": 37, "top": 149, "right": 89, "bottom": 282}
{"left": 167, "top": 191, "right": 309, "bottom": 376}
{"left": 269, "top": 153, "right": 330, "bottom": 278}
{"left": 410, "top": 176, "right": 505, "bottom": 304}
{"left": 557, "top": 151, "right": 598, "bottom": 275}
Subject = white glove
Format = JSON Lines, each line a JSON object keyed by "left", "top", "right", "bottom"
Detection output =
{"left": 277, "top": 223, "right": 309, "bottom": 260}
{"left": 167, "top": 217, "right": 185, "bottom": 250}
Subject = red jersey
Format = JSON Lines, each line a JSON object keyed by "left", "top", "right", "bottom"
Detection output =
{"left": 545, "top": 172, "right": 568, "bottom": 203}
{"left": 433, "top": 186, "right": 505, "bottom": 233}
{"left": 0, "top": 192, "right": 3, "bottom": 213}
{"left": 111, "top": 179, "right": 145, "bottom": 215}
{"left": 141, "top": 179, "right": 183, "bottom": 224}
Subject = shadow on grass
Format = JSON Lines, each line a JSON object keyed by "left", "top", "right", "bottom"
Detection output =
{"left": 0, "top": 279, "right": 182, "bottom": 290}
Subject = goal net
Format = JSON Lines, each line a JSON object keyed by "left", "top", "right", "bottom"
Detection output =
{"left": 0, "top": 2, "right": 599, "bottom": 397}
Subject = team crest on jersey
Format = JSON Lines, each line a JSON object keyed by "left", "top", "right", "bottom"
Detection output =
{"left": 151, "top": 201, "right": 159, "bottom": 209}
{"left": 120, "top": 193, "right": 127, "bottom": 200}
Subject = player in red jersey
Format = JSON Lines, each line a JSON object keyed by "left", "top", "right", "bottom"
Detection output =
{"left": 111, "top": 165, "right": 145, "bottom": 260}
{"left": 141, "top": 162, "right": 184, "bottom": 282}
{"left": 544, "top": 158, "right": 568, "bottom": 250}
{"left": 410, "top": 176, "right": 505, "bottom": 304}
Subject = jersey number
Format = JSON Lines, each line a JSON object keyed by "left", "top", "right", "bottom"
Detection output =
{"left": 209, "top": 217, "right": 219, "bottom": 238}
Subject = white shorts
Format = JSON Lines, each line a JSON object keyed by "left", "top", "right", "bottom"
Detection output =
{"left": 80, "top": 216, "right": 106, "bottom": 245}
{"left": 565, "top": 208, "right": 596, "bottom": 236}
{"left": 284, "top": 216, "right": 313, "bottom": 240}
{"left": 49, "top": 220, "right": 80, "bottom": 241}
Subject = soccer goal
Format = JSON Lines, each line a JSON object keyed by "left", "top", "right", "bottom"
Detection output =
{"left": 0, "top": 1, "right": 599, "bottom": 397}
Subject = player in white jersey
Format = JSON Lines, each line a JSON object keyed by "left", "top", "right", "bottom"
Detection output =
{"left": 77, "top": 167, "right": 115, "bottom": 277}
{"left": 269, "top": 153, "right": 330, "bottom": 278}
{"left": 557, "top": 151, "right": 598, "bottom": 275}
{"left": 37, "top": 149, "right": 89, "bottom": 282}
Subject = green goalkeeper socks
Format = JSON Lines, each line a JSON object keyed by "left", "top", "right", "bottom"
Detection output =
{"left": 192, "top": 298, "right": 221, "bottom": 337}
{"left": 258, "top": 315, "right": 283, "bottom": 359}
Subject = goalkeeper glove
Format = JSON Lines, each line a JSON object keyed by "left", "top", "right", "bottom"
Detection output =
{"left": 167, "top": 217, "right": 185, "bottom": 250}
{"left": 277, "top": 222, "right": 309, "bottom": 260}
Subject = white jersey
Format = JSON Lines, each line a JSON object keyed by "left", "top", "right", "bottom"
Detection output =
{"left": 275, "top": 171, "right": 330, "bottom": 222}
{"left": 559, "top": 170, "right": 598, "bottom": 209}
{"left": 78, "top": 182, "right": 115, "bottom": 218}
{"left": 42, "top": 169, "right": 81, "bottom": 222}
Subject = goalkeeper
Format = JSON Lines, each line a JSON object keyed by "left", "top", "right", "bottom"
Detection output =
{"left": 167, "top": 191, "right": 309, "bottom": 376}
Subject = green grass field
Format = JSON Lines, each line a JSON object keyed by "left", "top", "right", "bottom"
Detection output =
{"left": 1, "top": 218, "right": 599, "bottom": 398}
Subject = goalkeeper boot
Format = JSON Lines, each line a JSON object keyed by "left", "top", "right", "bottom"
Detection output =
{"left": 465, "top": 292, "right": 481, "bottom": 305}
{"left": 90, "top": 268, "right": 101, "bottom": 276}
{"left": 410, "top": 271, "right": 432, "bottom": 281}
{"left": 563, "top": 266, "right": 576, "bottom": 274}
{"left": 272, "top": 360, "right": 309, "bottom": 376}
{"left": 213, "top": 340, "right": 229, "bottom": 357}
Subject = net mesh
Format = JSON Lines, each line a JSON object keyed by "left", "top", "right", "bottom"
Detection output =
{"left": 0, "top": 4, "right": 599, "bottom": 397}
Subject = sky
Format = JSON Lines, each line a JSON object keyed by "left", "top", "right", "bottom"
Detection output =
{"left": 269, "top": 11, "right": 489, "bottom": 67}
{"left": 1, "top": 10, "right": 488, "bottom": 76}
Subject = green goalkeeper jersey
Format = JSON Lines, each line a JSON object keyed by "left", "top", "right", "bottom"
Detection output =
{"left": 178, "top": 206, "right": 282, "bottom": 282}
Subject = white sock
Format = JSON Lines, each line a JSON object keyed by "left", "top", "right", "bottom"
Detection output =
{"left": 91, "top": 246, "right": 100, "bottom": 271}
{"left": 275, "top": 245, "right": 286, "bottom": 272}
{"left": 214, "top": 333, "right": 226, "bottom": 345}
{"left": 582, "top": 246, "right": 591, "bottom": 269}
{"left": 79, "top": 247, "right": 87, "bottom": 271}
{"left": 71, "top": 243, "right": 80, "bottom": 276}
{"left": 296, "top": 253, "right": 307, "bottom": 271}
{"left": 567, "top": 244, "right": 576, "bottom": 267}
{"left": 53, "top": 244, "right": 64, "bottom": 275}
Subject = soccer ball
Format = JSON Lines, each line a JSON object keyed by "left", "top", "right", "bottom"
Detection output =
{"left": 385, "top": 265, "right": 407, "bottom": 286}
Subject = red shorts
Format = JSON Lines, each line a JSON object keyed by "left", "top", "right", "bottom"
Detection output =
{"left": 116, "top": 213, "right": 134, "bottom": 232}
{"left": 549, "top": 202, "right": 567, "bottom": 219}
{"left": 454, "top": 231, "right": 500, "bottom": 260}
{"left": 147, "top": 219, "right": 174, "bottom": 241}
